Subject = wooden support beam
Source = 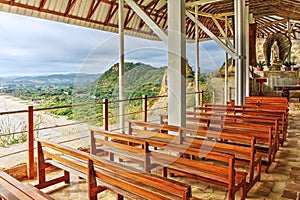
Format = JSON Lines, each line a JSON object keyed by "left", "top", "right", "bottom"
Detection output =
{"left": 86, "top": 0, "right": 101, "bottom": 20}
{"left": 65, "top": 0, "right": 77, "bottom": 16}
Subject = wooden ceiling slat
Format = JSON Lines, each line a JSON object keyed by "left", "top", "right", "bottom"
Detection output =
{"left": 1, "top": 0, "right": 300, "bottom": 40}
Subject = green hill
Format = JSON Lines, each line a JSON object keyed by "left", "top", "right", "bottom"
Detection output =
{"left": 93, "top": 62, "right": 166, "bottom": 101}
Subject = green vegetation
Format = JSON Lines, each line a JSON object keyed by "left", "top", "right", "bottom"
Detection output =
{"left": 0, "top": 62, "right": 215, "bottom": 137}
{"left": 0, "top": 116, "right": 27, "bottom": 147}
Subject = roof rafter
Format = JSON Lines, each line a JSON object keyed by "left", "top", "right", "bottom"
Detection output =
{"left": 39, "top": 0, "right": 47, "bottom": 11}
{"left": 65, "top": 0, "right": 77, "bottom": 16}
{"left": 86, "top": 0, "right": 102, "bottom": 20}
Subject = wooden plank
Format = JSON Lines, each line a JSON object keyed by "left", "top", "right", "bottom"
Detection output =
{"left": 0, "top": 182, "right": 22, "bottom": 200}
{"left": 0, "top": 177, "right": 31, "bottom": 200}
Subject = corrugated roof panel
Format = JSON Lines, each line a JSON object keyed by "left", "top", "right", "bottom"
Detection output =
{"left": 53, "top": 0, "right": 66, "bottom": 13}
{"left": 46, "top": 0, "right": 57, "bottom": 11}
{"left": 71, "top": 0, "right": 89, "bottom": 18}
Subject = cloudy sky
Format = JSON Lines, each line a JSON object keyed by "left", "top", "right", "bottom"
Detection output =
{"left": 0, "top": 11, "right": 226, "bottom": 77}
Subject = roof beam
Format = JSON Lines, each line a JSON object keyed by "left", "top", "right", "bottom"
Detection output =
{"left": 86, "top": 0, "right": 101, "bottom": 20}
{"left": 186, "top": 0, "right": 224, "bottom": 8}
{"left": 104, "top": 0, "right": 117, "bottom": 25}
{"left": 211, "top": 16, "right": 234, "bottom": 49}
{"left": 125, "top": 0, "right": 168, "bottom": 44}
{"left": 39, "top": 0, "right": 47, "bottom": 11}
{"left": 186, "top": 9, "right": 236, "bottom": 58}
{"left": 139, "top": 0, "right": 158, "bottom": 29}
{"left": 65, "top": 0, "right": 77, "bottom": 16}
{"left": 257, "top": 19, "right": 288, "bottom": 28}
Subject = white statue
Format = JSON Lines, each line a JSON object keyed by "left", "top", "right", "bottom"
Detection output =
{"left": 272, "top": 41, "right": 280, "bottom": 60}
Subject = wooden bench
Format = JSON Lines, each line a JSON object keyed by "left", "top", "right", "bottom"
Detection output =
{"left": 36, "top": 139, "right": 192, "bottom": 200}
{"left": 0, "top": 171, "right": 53, "bottom": 200}
{"left": 158, "top": 114, "right": 276, "bottom": 169}
{"left": 91, "top": 129, "right": 247, "bottom": 200}
{"left": 185, "top": 111, "right": 280, "bottom": 149}
{"left": 193, "top": 105, "right": 287, "bottom": 144}
{"left": 129, "top": 120, "right": 262, "bottom": 191}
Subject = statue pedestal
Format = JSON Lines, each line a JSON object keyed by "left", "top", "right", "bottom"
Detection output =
{"left": 269, "top": 65, "right": 281, "bottom": 71}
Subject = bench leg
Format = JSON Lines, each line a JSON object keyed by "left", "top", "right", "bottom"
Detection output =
{"left": 117, "top": 194, "right": 123, "bottom": 200}
{"left": 88, "top": 159, "right": 106, "bottom": 200}
{"left": 109, "top": 152, "right": 114, "bottom": 161}
{"left": 64, "top": 171, "right": 70, "bottom": 184}
{"left": 88, "top": 159, "right": 98, "bottom": 200}
{"left": 228, "top": 189, "right": 234, "bottom": 200}
{"left": 249, "top": 166, "right": 254, "bottom": 185}
{"left": 162, "top": 167, "right": 168, "bottom": 177}
{"left": 239, "top": 184, "right": 246, "bottom": 200}
{"left": 257, "top": 161, "right": 262, "bottom": 182}
{"left": 37, "top": 142, "right": 46, "bottom": 185}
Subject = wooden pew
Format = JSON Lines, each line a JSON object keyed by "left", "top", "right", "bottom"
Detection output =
{"left": 0, "top": 171, "right": 53, "bottom": 200}
{"left": 128, "top": 121, "right": 261, "bottom": 192}
{"left": 91, "top": 129, "right": 247, "bottom": 200}
{"left": 36, "top": 139, "right": 192, "bottom": 200}
{"left": 185, "top": 111, "right": 280, "bottom": 149}
{"left": 159, "top": 115, "right": 276, "bottom": 169}
{"left": 193, "top": 105, "right": 287, "bottom": 144}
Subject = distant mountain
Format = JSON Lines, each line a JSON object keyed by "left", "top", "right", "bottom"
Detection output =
{"left": 0, "top": 73, "right": 101, "bottom": 87}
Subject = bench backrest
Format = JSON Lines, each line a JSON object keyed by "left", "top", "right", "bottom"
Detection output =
{"left": 90, "top": 129, "right": 236, "bottom": 189}
{"left": 129, "top": 121, "right": 256, "bottom": 159}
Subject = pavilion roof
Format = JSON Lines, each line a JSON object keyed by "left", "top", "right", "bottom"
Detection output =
{"left": 0, "top": 0, "right": 299, "bottom": 41}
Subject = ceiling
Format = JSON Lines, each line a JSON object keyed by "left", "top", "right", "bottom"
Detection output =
{"left": 0, "top": 0, "right": 299, "bottom": 41}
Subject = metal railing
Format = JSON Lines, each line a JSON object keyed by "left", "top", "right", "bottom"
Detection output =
{"left": 0, "top": 89, "right": 234, "bottom": 179}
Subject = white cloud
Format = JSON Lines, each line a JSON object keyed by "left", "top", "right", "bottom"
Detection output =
{"left": 0, "top": 11, "right": 225, "bottom": 76}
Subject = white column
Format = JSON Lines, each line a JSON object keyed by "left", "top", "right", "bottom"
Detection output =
{"left": 168, "top": 0, "right": 186, "bottom": 127}
{"left": 287, "top": 20, "right": 291, "bottom": 62}
{"left": 119, "top": 0, "right": 125, "bottom": 133}
{"left": 234, "top": 0, "right": 246, "bottom": 106}
{"left": 195, "top": 6, "right": 200, "bottom": 106}
{"left": 224, "top": 16, "right": 229, "bottom": 104}
{"left": 245, "top": 6, "right": 250, "bottom": 97}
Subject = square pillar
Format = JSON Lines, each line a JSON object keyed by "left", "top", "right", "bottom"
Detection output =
{"left": 167, "top": 0, "right": 186, "bottom": 127}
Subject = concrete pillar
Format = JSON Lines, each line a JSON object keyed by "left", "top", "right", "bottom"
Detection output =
{"left": 234, "top": 0, "right": 246, "bottom": 106}
{"left": 195, "top": 6, "right": 200, "bottom": 106}
{"left": 224, "top": 16, "right": 229, "bottom": 104}
{"left": 167, "top": 0, "right": 186, "bottom": 127}
{"left": 245, "top": 6, "right": 250, "bottom": 97}
{"left": 119, "top": 0, "right": 125, "bottom": 132}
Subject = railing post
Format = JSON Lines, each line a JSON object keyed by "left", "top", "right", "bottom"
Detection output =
{"left": 143, "top": 95, "right": 148, "bottom": 123}
{"left": 27, "top": 106, "right": 34, "bottom": 179}
{"left": 103, "top": 99, "right": 109, "bottom": 131}
{"left": 212, "top": 89, "right": 216, "bottom": 104}
{"left": 200, "top": 90, "right": 204, "bottom": 107}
